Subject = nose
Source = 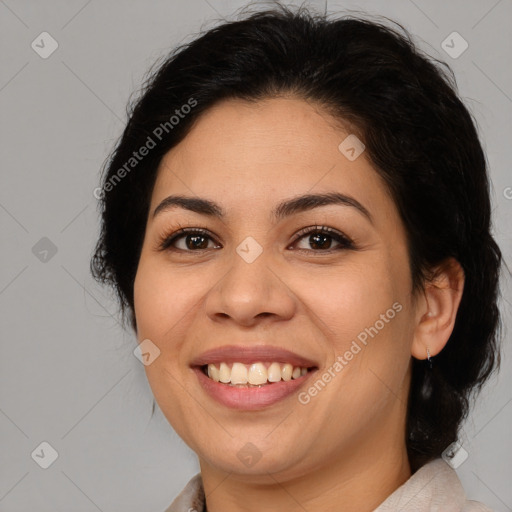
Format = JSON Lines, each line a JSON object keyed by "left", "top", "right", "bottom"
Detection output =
{"left": 204, "top": 246, "right": 296, "bottom": 328}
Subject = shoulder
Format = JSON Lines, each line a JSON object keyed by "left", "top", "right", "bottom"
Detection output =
{"left": 373, "top": 458, "right": 494, "bottom": 511}
{"left": 463, "top": 500, "right": 494, "bottom": 511}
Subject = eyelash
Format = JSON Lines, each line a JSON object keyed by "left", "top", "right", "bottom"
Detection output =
{"left": 157, "top": 224, "right": 356, "bottom": 254}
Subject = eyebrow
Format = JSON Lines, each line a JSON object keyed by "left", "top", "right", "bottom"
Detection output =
{"left": 152, "top": 192, "right": 373, "bottom": 224}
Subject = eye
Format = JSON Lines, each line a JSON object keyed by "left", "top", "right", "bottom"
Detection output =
{"left": 158, "top": 227, "right": 221, "bottom": 252}
{"left": 289, "top": 225, "right": 355, "bottom": 253}
{"left": 157, "top": 225, "right": 355, "bottom": 253}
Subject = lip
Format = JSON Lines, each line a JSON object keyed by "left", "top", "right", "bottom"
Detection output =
{"left": 189, "top": 344, "right": 319, "bottom": 367}
{"left": 190, "top": 344, "right": 319, "bottom": 411}
{"left": 193, "top": 366, "right": 318, "bottom": 410}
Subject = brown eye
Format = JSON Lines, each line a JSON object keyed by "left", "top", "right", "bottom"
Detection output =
{"left": 159, "top": 228, "right": 221, "bottom": 252}
{"left": 158, "top": 225, "right": 354, "bottom": 254}
{"left": 291, "top": 226, "right": 354, "bottom": 252}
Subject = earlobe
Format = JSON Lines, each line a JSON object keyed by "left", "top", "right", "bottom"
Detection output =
{"left": 411, "top": 257, "right": 465, "bottom": 360}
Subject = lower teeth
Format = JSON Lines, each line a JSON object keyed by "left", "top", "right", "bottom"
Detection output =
{"left": 227, "top": 382, "right": 273, "bottom": 388}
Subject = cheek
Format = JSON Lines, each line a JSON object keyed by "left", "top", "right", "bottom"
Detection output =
{"left": 133, "top": 254, "right": 198, "bottom": 341}
{"left": 299, "top": 252, "right": 412, "bottom": 391}
{"left": 304, "top": 267, "right": 412, "bottom": 426}
{"left": 133, "top": 257, "right": 201, "bottom": 432}
{"left": 303, "top": 261, "right": 402, "bottom": 343}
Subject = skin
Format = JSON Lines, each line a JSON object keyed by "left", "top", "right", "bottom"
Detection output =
{"left": 133, "top": 97, "right": 464, "bottom": 512}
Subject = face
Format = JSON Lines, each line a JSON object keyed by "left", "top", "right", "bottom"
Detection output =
{"left": 133, "top": 97, "right": 418, "bottom": 481}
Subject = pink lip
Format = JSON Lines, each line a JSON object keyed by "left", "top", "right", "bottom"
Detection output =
{"left": 193, "top": 366, "right": 318, "bottom": 410}
{"left": 190, "top": 345, "right": 319, "bottom": 410}
{"left": 190, "top": 344, "right": 319, "bottom": 367}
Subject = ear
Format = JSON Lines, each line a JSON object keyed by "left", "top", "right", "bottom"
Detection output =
{"left": 411, "top": 257, "right": 465, "bottom": 360}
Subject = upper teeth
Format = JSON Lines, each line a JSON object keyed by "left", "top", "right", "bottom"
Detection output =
{"left": 207, "top": 362, "right": 309, "bottom": 385}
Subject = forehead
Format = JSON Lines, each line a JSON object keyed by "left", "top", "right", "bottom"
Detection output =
{"left": 150, "top": 97, "right": 394, "bottom": 222}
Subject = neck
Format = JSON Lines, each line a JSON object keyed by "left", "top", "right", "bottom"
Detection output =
{"left": 199, "top": 422, "right": 411, "bottom": 512}
{"left": 199, "top": 367, "right": 413, "bottom": 512}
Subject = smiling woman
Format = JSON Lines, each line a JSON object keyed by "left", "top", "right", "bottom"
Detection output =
{"left": 90, "top": 4, "right": 502, "bottom": 512}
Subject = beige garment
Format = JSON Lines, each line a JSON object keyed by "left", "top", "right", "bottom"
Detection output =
{"left": 164, "top": 458, "right": 493, "bottom": 512}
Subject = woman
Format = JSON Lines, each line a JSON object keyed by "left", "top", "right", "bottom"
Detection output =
{"left": 91, "top": 4, "right": 502, "bottom": 511}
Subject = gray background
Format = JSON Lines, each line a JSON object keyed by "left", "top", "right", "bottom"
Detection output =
{"left": 1, "top": 0, "right": 511, "bottom": 510}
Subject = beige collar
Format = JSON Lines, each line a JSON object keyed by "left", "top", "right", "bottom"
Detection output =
{"left": 165, "top": 458, "right": 491, "bottom": 512}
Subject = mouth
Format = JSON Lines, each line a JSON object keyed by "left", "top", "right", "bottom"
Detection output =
{"left": 192, "top": 362, "right": 319, "bottom": 412}
{"left": 190, "top": 345, "right": 320, "bottom": 410}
